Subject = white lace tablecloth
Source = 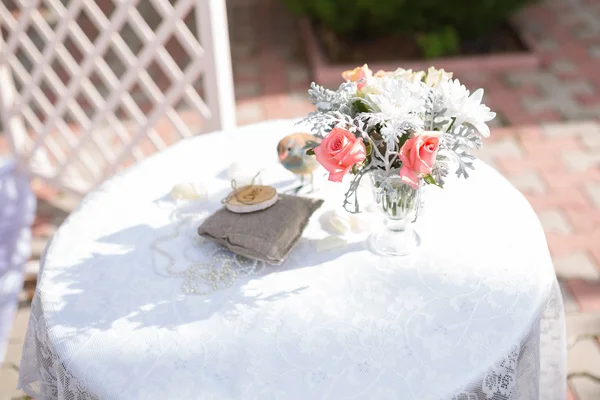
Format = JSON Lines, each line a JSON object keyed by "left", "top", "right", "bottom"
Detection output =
{"left": 19, "top": 120, "right": 566, "bottom": 400}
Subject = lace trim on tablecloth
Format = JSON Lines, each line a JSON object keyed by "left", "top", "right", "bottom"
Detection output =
{"left": 448, "top": 280, "right": 565, "bottom": 400}
{"left": 18, "top": 292, "right": 100, "bottom": 399}
{"left": 17, "top": 279, "right": 566, "bottom": 400}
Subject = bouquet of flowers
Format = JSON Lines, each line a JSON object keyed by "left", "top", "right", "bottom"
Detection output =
{"left": 303, "top": 65, "right": 496, "bottom": 214}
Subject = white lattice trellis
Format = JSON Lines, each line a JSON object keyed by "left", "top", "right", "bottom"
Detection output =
{"left": 0, "top": 0, "right": 236, "bottom": 195}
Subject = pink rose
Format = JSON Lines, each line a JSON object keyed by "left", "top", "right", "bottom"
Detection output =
{"left": 399, "top": 131, "right": 441, "bottom": 189}
{"left": 341, "top": 64, "right": 372, "bottom": 90}
{"left": 314, "top": 127, "right": 367, "bottom": 182}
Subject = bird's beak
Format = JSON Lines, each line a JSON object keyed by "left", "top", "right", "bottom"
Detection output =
{"left": 278, "top": 151, "right": 288, "bottom": 162}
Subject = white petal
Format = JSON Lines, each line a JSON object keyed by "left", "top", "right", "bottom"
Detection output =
{"left": 320, "top": 209, "right": 352, "bottom": 235}
{"left": 170, "top": 183, "right": 200, "bottom": 200}
{"left": 471, "top": 121, "right": 491, "bottom": 138}
{"left": 470, "top": 88, "right": 484, "bottom": 103}
{"left": 191, "top": 183, "right": 209, "bottom": 200}
{"left": 484, "top": 110, "right": 497, "bottom": 122}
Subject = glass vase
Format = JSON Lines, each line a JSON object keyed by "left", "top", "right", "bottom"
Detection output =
{"left": 368, "top": 170, "right": 423, "bottom": 256}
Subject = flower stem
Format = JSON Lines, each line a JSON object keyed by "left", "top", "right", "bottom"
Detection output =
{"left": 446, "top": 117, "right": 456, "bottom": 132}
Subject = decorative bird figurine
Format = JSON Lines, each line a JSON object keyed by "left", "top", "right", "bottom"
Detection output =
{"left": 277, "top": 132, "right": 321, "bottom": 193}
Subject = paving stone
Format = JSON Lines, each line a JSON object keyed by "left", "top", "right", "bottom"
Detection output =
{"left": 566, "top": 311, "right": 600, "bottom": 347}
{"left": 24, "top": 260, "right": 39, "bottom": 282}
{"left": 230, "top": 42, "right": 255, "bottom": 58}
{"left": 3, "top": 341, "right": 23, "bottom": 367}
{"left": 567, "top": 384, "right": 577, "bottom": 400}
{"left": 580, "top": 133, "right": 600, "bottom": 149}
{"left": 477, "top": 137, "right": 524, "bottom": 159}
{"left": 537, "top": 38, "right": 560, "bottom": 51}
{"left": 8, "top": 306, "right": 31, "bottom": 344}
{"left": 286, "top": 64, "right": 309, "bottom": 84}
{"left": 236, "top": 101, "right": 265, "bottom": 124}
{"left": 589, "top": 45, "right": 600, "bottom": 59}
{"left": 584, "top": 183, "right": 600, "bottom": 208}
{"left": 230, "top": 25, "right": 256, "bottom": 42}
{"left": 571, "top": 375, "right": 600, "bottom": 400}
{"left": 568, "top": 338, "right": 600, "bottom": 376}
{"left": 561, "top": 280, "right": 581, "bottom": 313}
{"left": 542, "top": 121, "right": 600, "bottom": 138}
{"left": 234, "top": 81, "right": 261, "bottom": 99}
{"left": 487, "top": 113, "right": 507, "bottom": 128}
{"left": 473, "top": 150, "right": 498, "bottom": 170}
{"left": 49, "top": 194, "right": 81, "bottom": 214}
{"left": 538, "top": 209, "right": 574, "bottom": 235}
{"left": 564, "top": 106, "right": 600, "bottom": 120}
{"left": 562, "top": 151, "right": 600, "bottom": 172}
{"left": 551, "top": 60, "right": 578, "bottom": 74}
{"left": 30, "top": 237, "right": 48, "bottom": 260}
{"left": 554, "top": 252, "right": 600, "bottom": 281}
{"left": 568, "top": 280, "right": 600, "bottom": 311}
{"left": 0, "top": 366, "right": 23, "bottom": 400}
{"left": 233, "top": 62, "right": 259, "bottom": 78}
{"left": 516, "top": 74, "right": 598, "bottom": 119}
{"left": 565, "top": 209, "right": 600, "bottom": 233}
{"left": 504, "top": 72, "right": 545, "bottom": 87}
{"left": 507, "top": 170, "right": 547, "bottom": 194}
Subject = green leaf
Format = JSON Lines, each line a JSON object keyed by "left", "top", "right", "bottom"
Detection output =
{"left": 397, "top": 133, "right": 411, "bottom": 150}
{"left": 354, "top": 100, "right": 371, "bottom": 113}
{"left": 423, "top": 174, "right": 443, "bottom": 188}
{"left": 352, "top": 164, "right": 358, "bottom": 174}
{"left": 303, "top": 140, "right": 320, "bottom": 151}
{"left": 446, "top": 117, "right": 456, "bottom": 133}
{"left": 365, "top": 141, "right": 372, "bottom": 156}
{"left": 306, "top": 148, "right": 315, "bottom": 155}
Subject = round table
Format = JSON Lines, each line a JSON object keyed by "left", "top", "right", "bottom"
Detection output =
{"left": 19, "top": 120, "right": 566, "bottom": 400}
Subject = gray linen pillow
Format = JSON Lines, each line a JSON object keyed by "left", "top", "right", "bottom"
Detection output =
{"left": 197, "top": 194, "right": 323, "bottom": 265}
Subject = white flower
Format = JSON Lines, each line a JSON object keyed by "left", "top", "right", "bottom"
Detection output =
{"left": 439, "top": 79, "right": 496, "bottom": 137}
{"left": 363, "top": 77, "right": 427, "bottom": 126}
{"left": 424, "top": 66, "right": 453, "bottom": 88}
{"left": 375, "top": 67, "right": 426, "bottom": 83}
{"left": 320, "top": 209, "right": 352, "bottom": 235}
{"left": 170, "top": 182, "right": 208, "bottom": 201}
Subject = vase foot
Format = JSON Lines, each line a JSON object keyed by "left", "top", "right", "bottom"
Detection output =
{"left": 367, "top": 228, "right": 420, "bottom": 256}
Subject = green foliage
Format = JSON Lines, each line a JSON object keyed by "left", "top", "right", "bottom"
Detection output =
{"left": 304, "top": 139, "right": 320, "bottom": 155}
{"left": 283, "top": 0, "right": 535, "bottom": 57}
{"left": 423, "top": 174, "right": 442, "bottom": 187}
{"left": 416, "top": 27, "right": 459, "bottom": 59}
{"left": 353, "top": 100, "right": 371, "bottom": 114}
{"left": 364, "top": 141, "right": 372, "bottom": 156}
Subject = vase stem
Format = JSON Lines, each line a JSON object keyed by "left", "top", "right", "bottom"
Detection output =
{"left": 368, "top": 171, "right": 423, "bottom": 256}
{"left": 385, "top": 217, "right": 408, "bottom": 233}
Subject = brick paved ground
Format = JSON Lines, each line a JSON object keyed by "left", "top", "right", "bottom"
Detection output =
{"left": 227, "top": 0, "right": 600, "bottom": 127}
{"left": 2, "top": 0, "right": 600, "bottom": 398}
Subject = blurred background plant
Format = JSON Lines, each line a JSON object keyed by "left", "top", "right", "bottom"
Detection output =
{"left": 283, "top": 0, "right": 537, "bottom": 59}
